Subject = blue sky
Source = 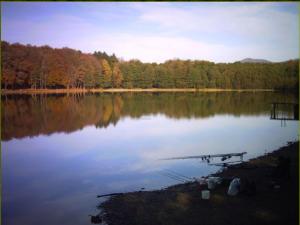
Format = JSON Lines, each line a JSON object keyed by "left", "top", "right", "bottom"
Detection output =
{"left": 1, "top": 2, "right": 299, "bottom": 63}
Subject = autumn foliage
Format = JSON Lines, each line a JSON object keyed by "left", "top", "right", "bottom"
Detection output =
{"left": 1, "top": 41, "right": 299, "bottom": 90}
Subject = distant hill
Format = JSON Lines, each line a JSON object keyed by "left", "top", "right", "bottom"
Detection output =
{"left": 238, "top": 58, "right": 272, "bottom": 63}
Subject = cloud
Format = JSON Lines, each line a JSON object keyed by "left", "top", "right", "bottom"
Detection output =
{"left": 2, "top": 2, "right": 298, "bottom": 63}
{"left": 137, "top": 3, "right": 298, "bottom": 40}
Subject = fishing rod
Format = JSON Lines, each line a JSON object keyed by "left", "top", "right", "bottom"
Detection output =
{"left": 97, "top": 193, "right": 124, "bottom": 198}
{"left": 161, "top": 152, "right": 247, "bottom": 160}
{"left": 208, "top": 160, "right": 243, "bottom": 167}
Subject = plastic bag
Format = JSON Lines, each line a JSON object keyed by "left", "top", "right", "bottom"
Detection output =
{"left": 227, "top": 178, "right": 240, "bottom": 196}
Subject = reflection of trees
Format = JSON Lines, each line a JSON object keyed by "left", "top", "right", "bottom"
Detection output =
{"left": 2, "top": 92, "right": 297, "bottom": 140}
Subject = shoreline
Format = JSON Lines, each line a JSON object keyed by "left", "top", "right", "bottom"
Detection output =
{"left": 98, "top": 141, "right": 299, "bottom": 225}
{"left": 1, "top": 88, "right": 275, "bottom": 95}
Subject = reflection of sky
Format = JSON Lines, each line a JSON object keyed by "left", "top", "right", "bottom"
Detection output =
{"left": 2, "top": 114, "right": 298, "bottom": 225}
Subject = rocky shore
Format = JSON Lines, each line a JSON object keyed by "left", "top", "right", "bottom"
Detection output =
{"left": 97, "top": 141, "right": 299, "bottom": 225}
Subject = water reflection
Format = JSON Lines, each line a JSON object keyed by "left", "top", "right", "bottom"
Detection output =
{"left": 270, "top": 102, "right": 299, "bottom": 120}
{"left": 1, "top": 92, "right": 298, "bottom": 225}
{"left": 1, "top": 92, "right": 298, "bottom": 140}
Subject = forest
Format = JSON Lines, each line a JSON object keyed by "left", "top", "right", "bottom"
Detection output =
{"left": 1, "top": 41, "right": 299, "bottom": 90}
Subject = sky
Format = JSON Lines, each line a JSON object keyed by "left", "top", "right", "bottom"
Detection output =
{"left": 1, "top": 2, "right": 299, "bottom": 63}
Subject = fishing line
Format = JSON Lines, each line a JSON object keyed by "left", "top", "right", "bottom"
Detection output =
{"left": 158, "top": 172, "right": 186, "bottom": 182}
{"left": 163, "top": 169, "right": 193, "bottom": 181}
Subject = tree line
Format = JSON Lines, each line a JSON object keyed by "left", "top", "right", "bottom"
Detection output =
{"left": 1, "top": 41, "right": 299, "bottom": 90}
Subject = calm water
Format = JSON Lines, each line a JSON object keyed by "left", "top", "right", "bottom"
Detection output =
{"left": 2, "top": 92, "right": 298, "bottom": 225}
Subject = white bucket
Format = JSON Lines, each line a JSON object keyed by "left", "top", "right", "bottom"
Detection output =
{"left": 207, "top": 179, "right": 216, "bottom": 190}
{"left": 201, "top": 190, "right": 210, "bottom": 200}
{"left": 207, "top": 177, "right": 222, "bottom": 190}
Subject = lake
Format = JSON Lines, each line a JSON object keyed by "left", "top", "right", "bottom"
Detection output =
{"left": 1, "top": 91, "right": 298, "bottom": 225}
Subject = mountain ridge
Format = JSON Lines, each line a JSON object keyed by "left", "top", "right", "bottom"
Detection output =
{"left": 238, "top": 58, "right": 272, "bottom": 63}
